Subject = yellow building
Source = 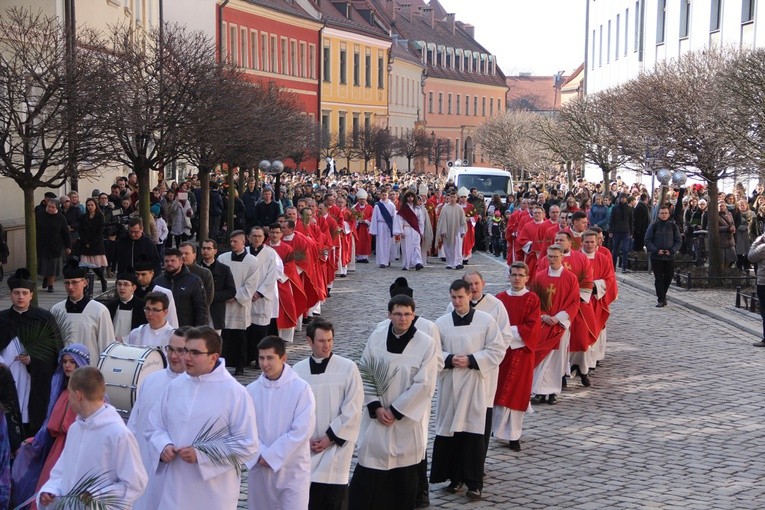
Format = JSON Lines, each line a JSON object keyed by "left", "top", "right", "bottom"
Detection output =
{"left": 316, "top": 1, "right": 390, "bottom": 172}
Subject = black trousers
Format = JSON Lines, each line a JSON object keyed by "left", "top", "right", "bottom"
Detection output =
{"left": 652, "top": 258, "right": 675, "bottom": 302}
{"left": 348, "top": 464, "right": 418, "bottom": 510}
{"left": 430, "top": 432, "right": 486, "bottom": 492}
{"left": 416, "top": 457, "right": 428, "bottom": 500}
{"left": 246, "top": 323, "right": 270, "bottom": 363}
{"left": 758, "top": 285, "right": 765, "bottom": 340}
{"left": 222, "top": 329, "right": 246, "bottom": 370}
{"left": 484, "top": 407, "right": 493, "bottom": 457}
{"left": 309, "top": 482, "right": 347, "bottom": 510}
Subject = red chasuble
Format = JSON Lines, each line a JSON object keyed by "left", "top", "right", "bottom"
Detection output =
{"left": 270, "top": 242, "right": 304, "bottom": 328}
{"left": 283, "top": 230, "right": 325, "bottom": 306}
{"left": 460, "top": 202, "right": 478, "bottom": 257}
{"left": 494, "top": 291, "right": 542, "bottom": 411}
{"left": 353, "top": 202, "right": 373, "bottom": 256}
{"left": 517, "top": 221, "right": 550, "bottom": 281}
{"left": 588, "top": 249, "right": 618, "bottom": 330}
{"left": 530, "top": 268, "right": 580, "bottom": 367}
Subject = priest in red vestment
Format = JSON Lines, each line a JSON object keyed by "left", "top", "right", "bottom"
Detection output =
{"left": 352, "top": 189, "right": 373, "bottom": 262}
{"left": 494, "top": 261, "right": 541, "bottom": 451}
{"left": 458, "top": 187, "right": 478, "bottom": 263}
{"left": 516, "top": 207, "right": 550, "bottom": 282}
{"left": 268, "top": 222, "right": 305, "bottom": 343}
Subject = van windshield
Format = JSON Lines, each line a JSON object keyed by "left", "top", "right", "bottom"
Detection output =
{"left": 457, "top": 174, "right": 511, "bottom": 197}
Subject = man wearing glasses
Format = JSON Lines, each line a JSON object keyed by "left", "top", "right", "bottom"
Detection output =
{"left": 50, "top": 262, "right": 115, "bottom": 365}
{"left": 128, "top": 327, "right": 189, "bottom": 510}
{"left": 148, "top": 327, "right": 259, "bottom": 509}
{"left": 106, "top": 271, "right": 147, "bottom": 340}
{"left": 114, "top": 218, "right": 161, "bottom": 274}
{"left": 125, "top": 292, "right": 174, "bottom": 348}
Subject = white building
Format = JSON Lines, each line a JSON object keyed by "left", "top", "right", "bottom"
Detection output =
{"left": 387, "top": 38, "right": 426, "bottom": 173}
{"left": 586, "top": 0, "right": 764, "bottom": 94}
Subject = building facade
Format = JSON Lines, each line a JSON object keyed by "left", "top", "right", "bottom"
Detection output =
{"left": 387, "top": 39, "right": 426, "bottom": 172}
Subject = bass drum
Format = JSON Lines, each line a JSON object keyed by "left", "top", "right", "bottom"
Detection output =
{"left": 98, "top": 342, "right": 167, "bottom": 419}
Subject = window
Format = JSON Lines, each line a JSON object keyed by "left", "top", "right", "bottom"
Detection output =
{"left": 438, "top": 92, "right": 443, "bottom": 114}
{"left": 591, "top": 29, "right": 596, "bottom": 69}
{"left": 456, "top": 94, "right": 461, "bottom": 115}
{"left": 281, "top": 37, "right": 288, "bottom": 74}
{"left": 250, "top": 30, "right": 258, "bottom": 70}
{"left": 299, "top": 42, "right": 306, "bottom": 77}
{"left": 229, "top": 26, "right": 237, "bottom": 64}
{"left": 353, "top": 50, "right": 360, "bottom": 86}
{"left": 447, "top": 93, "right": 452, "bottom": 114}
{"left": 473, "top": 96, "right": 478, "bottom": 116}
{"left": 365, "top": 53, "right": 371, "bottom": 87}
{"left": 616, "top": 14, "right": 620, "bottom": 59}
{"left": 309, "top": 44, "right": 316, "bottom": 79}
{"left": 657, "top": 0, "right": 666, "bottom": 44}
{"left": 262, "top": 34, "right": 269, "bottom": 72}
{"left": 465, "top": 95, "right": 470, "bottom": 116}
{"left": 377, "top": 55, "right": 384, "bottom": 89}
{"left": 352, "top": 114, "right": 360, "bottom": 147}
{"left": 743, "top": 0, "right": 755, "bottom": 22}
{"left": 321, "top": 112, "right": 330, "bottom": 145}
{"left": 271, "top": 35, "right": 278, "bottom": 73}
{"left": 364, "top": 114, "right": 371, "bottom": 136}
{"left": 241, "top": 28, "right": 248, "bottom": 68}
{"left": 607, "top": 20, "right": 611, "bottom": 63}
{"left": 599, "top": 24, "right": 603, "bottom": 67}
{"left": 291, "top": 40, "right": 298, "bottom": 76}
{"left": 340, "top": 49, "right": 347, "bottom": 84}
{"left": 428, "top": 92, "right": 433, "bottom": 113}
{"left": 323, "top": 45, "right": 331, "bottom": 82}
{"left": 625, "top": 9, "right": 629, "bottom": 56}
{"left": 481, "top": 97, "right": 486, "bottom": 116}
{"left": 338, "top": 113, "right": 346, "bottom": 147}
{"left": 680, "top": 0, "right": 691, "bottom": 38}
{"left": 497, "top": 98, "right": 502, "bottom": 113}
{"left": 635, "top": 2, "right": 640, "bottom": 51}
{"left": 489, "top": 97, "right": 493, "bottom": 116}
{"left": 711, "top": 0, "right": 722, "bottom": 30}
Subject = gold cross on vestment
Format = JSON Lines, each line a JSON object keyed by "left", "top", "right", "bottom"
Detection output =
{"left": 546, "top": 283, "right": 557, "bottom": 296}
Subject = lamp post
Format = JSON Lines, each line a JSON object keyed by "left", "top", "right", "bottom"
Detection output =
{"left": 258, "top": 159, "right": 286, "bottom": 204}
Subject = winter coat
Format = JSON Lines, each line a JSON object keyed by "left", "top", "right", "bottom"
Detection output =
{"left": 645, "top": 219, "right": 682, "bottom": 261}
{"left": 78, "top": 212, "right": 106, "bottom": 256}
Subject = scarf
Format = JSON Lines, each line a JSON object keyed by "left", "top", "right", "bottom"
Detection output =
{"left": 397, "top": 204, "right": 421, "bottom": 235}
{"left": 376, "top": 201, "right": 394, "bottom": 232}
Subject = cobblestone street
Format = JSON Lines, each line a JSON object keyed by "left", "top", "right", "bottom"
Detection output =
{"left": 231, "top": 251, "right": 765, "bottom": 509}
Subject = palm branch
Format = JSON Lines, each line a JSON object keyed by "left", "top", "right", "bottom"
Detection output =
{"left": 16, "top": 309, "right": 70, "bottom": 363}
{"left": 357, "top": 356, "right": 399, "bottom": 408}
{"left": 50, "top": 471, "right": 129, "bottom": 510}
{"left": 191, "top": 419, "right": 249, "bottom": 476}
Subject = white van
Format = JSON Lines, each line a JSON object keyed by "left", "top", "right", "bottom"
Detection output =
{"left": 446, "top": 161, "right": 514, "bottom": 207}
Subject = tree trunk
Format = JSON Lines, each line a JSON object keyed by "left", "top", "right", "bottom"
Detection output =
{"left": 601, "top": 167, "right": 610, "bottom": 190}
{"left": 137, "top": 165, "right": 152, "bottom": 233}
{"left": 706, "top": 179, "right": 723, "bottom": 278}
{"left": 227, "top": 165, "right": 236, "bottom": 240}
{"left": 197, "top": 168, "right": 211, "bottom": 242}
{"left": 407, "top": 157, "right": 412, "bottom": 173}
{"left": 238, "top": 166, "right": 248, "bottom": 196}
{"left": 274, "top": 173, "right": 281, "bottom": 206}
{"left": 23, "top": 187, "right": 38, "bottom": 303}
{"left": 567, "top": 161, "right": 573, "bottom": 191}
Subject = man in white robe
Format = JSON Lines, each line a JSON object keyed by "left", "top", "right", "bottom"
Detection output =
{"left": 393, "top": 190, "right": 426, "bottom": 271}
{"left": 247, "top": 226, "right": 281, "bottom": 363}
{"left": 348, "top": 295, "right": 440, "bottom": 510}
{"left": 127, "top": 328, "right": 187, "bottom": 510}
{"left": 431, "top": 279, "right": 505, "bottom": 502}
{"left": 50, "top": 264, "right": 115, "bottom": 365}
{"left": 370, "top": 190, "right": 396, "bottom": 268}
{"left": 294, "top": 319, "right": 363, "bottom": 510}
{"left": 447, "top": 270, "right": 512, "bottom": 456}
{"left": 147, "top": 327, "right": 259, "bottom": 509}
{"left": 124, "top": 291, "right": 175, "bottom": 348}
{"left": 247, "top": 336, "right": 315, "bottom": 510}
{"left": 218, "top": 230, "right": 260, "bottom": 375}
{"left": 38, "top": 366, "right": 147, "bottom": 509}
{"left": 436, "top": 191, "right": 467, "bottom": 270}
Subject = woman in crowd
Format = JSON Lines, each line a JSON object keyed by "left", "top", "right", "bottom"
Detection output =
{"left": 735, "top": 199, "right": 754, "bottom": 272}
{"left": 78, "top": 198, "right": 109, "bottom": 293}
{"left": 36, "top": 199, "right": 71, "bottom": 293}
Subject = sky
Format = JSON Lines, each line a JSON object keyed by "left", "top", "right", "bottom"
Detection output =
{"left": 436, "top": 0, "right": 587, "bottom": 76}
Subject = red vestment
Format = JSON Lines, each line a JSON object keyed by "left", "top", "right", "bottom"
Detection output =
{"left": 517, "top": 220, "right": 549, "bottom": 281}
{"left": 460, "top": 202, "right": 478, "bottom": 257}
{"left": 530, "top": 268, "right": 580, "bottom": 366}
{"left": 494, "top": 291, "right": 542, "bottom": 412}
{"left": 353, "top": 202, "right": 373, "bottom": 256}
{"left": 542, "top": 223, "right": 563, "bottom": 255}
{"left": 564, "top": 227, "right": 585, "bottom": 251}
{"left": 283, "top": 230, "right": 325, "bottom": 306}
{"left": 587, "top": 249, "right": 618, "bottom": 330}
{"left": 270, "top": 241, "right": 304, "bottom": 328}
{"left": 505, "top": 208, "right": 531, "bottom": 264}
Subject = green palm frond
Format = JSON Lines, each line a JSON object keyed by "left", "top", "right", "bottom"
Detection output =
{"left": 17, "top": 309, "right": 69, "bottom": 363}
{"left": 52, "top": 471, "right": 128, "bottom": 510}
{"left": 357, "top": 356, "right": 399, "bottom": 408}
{"left": 191, "top": 419, "right": 249, "bottom": 476}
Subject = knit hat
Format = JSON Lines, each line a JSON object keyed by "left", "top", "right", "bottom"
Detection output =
{"left": 150, "top": 204, "right": 161, "bottom": 216}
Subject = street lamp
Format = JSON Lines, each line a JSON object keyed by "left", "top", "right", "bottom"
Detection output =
{"left": 258, "top": 159, "right": 286, "bottom": 200}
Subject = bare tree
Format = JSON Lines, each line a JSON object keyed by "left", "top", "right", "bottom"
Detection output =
{"left": 620, "top": 47, "right": 746, "bottom": 277}
{"left": 336, "top": 136, "right": 358, "bottom": 174}
{"left": 371, "top": 126, "right": 395, "bottom": 173}
{"left": 356, "top": 129, "right": 377, "bottom": 172}
{"left": 0, "top": 8, "right": 106, "bottom": 280}
{"left": 96, "top": 23, "right": 215, "bottom": 231}
{"left": 395, "top": 130, "right": 432, "bottom": 173}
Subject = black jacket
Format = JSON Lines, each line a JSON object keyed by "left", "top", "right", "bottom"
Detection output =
{"left": 36, "top": 211, "right": 71, "bottom": 259}
{"left": 200, "top": 260, "right": 236, "bottom": 330}
{"left": 155, "top": 265, "right": 208, "bottom": 327}
{"left": 609, "top": 198, "right": 634, "bottom": 235}
{"left": 645, "top": 219, "right": 682, "bottom": 260}
{"left": 114, "top": 234, "right": 161, "bottom": 273}
{"left": 253, "top": 200, "right": 281, "bottom": 227}
{"left": 78, "top": 213, "right": 106, "bottom": 256}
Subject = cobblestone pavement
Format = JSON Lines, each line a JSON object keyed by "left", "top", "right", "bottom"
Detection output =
{"left": 5, "top": 251, "right": 763, "bottom": 508}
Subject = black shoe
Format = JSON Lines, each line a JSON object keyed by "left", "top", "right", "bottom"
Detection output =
{"left": 339, "top": 274, "right": 347, "bottom": 278}
{"left": 655, "top": 301, "right": 667, "bottom": 308}
{"left": 445, "top": 266, "right": 453, "bottom": 270}
{"left": 415, "top": 494, "right": 430, "bottom": 508}
{"left": 302, "top": 317, "right": 313, "bottom": 325}
{"left": 547, "top": 394, "right": 558, "bottom": 405}
{"left": 465, "top": 489, "right": 481, "bottom": 501}
{"left": 440, "top": 257, "right": 447, "bottom": 262}
{"left": 445, "top": 481, "right": 464, "bottom": 493}
{"left": 530, "top": 394, "right": 546, "bottom": 404}
{"left": 462, "top": 259, "right": 469, "bottom": 265}
{"left": 508, "top": 440, "right": 521, "bottom": 451}
{"left": 455, "top": 264, "right": 464, "bottom": 270}
{"left": 596, "top": 361, "right": 602, "bottom": 367}
{"left": 561, "top": 376, "right": 567, "bottom": 388}
{"left": 101, "top": 279, "right": 108, "bottom": 293}
{"left": 415, "top": 263, "right": 424, "bottom": 271}
{"left": 753, "top": 341, "right": 765, "bottom": 347}
{"left": 402, "top": 267, "right": 408, "bottom": 271}
{"left": 379, "top": 264, "right": 386, "bottom": 268}
{"left": 580, "top": 373, "right": 592, "bottom": 387}
{"left": 47, "top": 285, "right": 54, "bottom": 293}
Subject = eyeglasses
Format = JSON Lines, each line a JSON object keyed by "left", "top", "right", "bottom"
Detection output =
{"left": 165, "top": 346, "right": 187, "bottom": 355}
{"left": 143, "top": 307, "right": 166, "bottom": 313}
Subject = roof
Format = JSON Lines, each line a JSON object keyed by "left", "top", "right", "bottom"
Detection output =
{"left": 241, "top": 0, "right": 320, "bottom": 23}
{"left": 368, "top": 0, "right": 507, "bottom": 88}
{"left": 505, "top": 74, "right": 564, "bottom": 112}
{"left": 560, "top": 63, "right": 584, "bottom": 88}
{"left": 311, "top": 0, "right": 390, "bottom": 40}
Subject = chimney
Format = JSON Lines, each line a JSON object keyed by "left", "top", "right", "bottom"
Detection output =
{"left": 421, "top": 7, "right": 434, "bottom": 29}
{"left": 463, "top": 23, "right": 475, "bottom": 39}
{"left": 446, "top": 13, "right": 455, "bottom": 34}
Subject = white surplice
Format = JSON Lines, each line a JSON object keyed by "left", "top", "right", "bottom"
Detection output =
{"left": 38, "top": 404, "right": 147, "bottom": 508}
{"left": 356, "top": 324, "right": 440, "bottom": 470}
{"left": 51, "top": 299, "right": 116, "bottom": 366}
{"left": 393, "top": 205, "right": 426, "bottom": 269}
{"left": 127, "top": 366, "right": 180, "bottom": 510}
{"left": 434, "top": 309, "right": 505, "bottom": 436}
{"left": 147, "top": 360, "right": 259, "bottom": 510}
{"left": 217, "top": 251, "right": 259, "bottom": 331}
{"left": 0, "top": 338, "right": 30, "bottom": 422}
{"left": 293, "top": 353, "right": 364, "bottom": 484}
{"left": 250, "top": 246, "right": 282, "bottom": 326}
{"left": 125, "top": 322, "right": 175, "bottom": 348}
{"left": 246, "top": 363, "right": 315, "bottom": 510}
{"left": 370, "top": 200, "right": 395, "bottom": 266}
